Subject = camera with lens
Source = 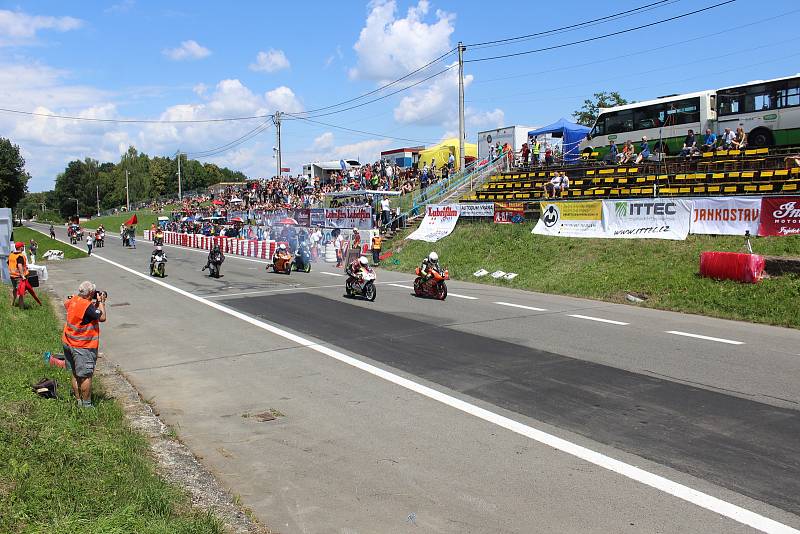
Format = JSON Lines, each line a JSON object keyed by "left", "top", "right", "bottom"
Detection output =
{"left": 95, "top": 290, "right": 108, "bottom": 301}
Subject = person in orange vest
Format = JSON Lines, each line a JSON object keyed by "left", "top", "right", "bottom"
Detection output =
{"left": 371, "top": 233, "right": 382, "bottom": 266}
{"left": 8, "top": 241, "right": 28, "bottom": 307}
{"left": 62, "top": 281, "right": 107, "bottom": 408}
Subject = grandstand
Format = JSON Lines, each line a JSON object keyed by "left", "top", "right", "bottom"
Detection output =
{"left": 461, "top": 147, "right": 800, "bottom": 202}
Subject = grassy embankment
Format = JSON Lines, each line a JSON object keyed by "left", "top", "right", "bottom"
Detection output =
{"left": 383, "top": 221, "right": 800, "bottom": 328}
{"left": 0, "top": 264, "right": 222, "bottom": 531}
{"left": 13, "top": 227, "right": 87, "bottom": 261}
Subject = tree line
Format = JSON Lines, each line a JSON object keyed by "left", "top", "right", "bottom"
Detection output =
{"left": 10, "top": 143, "right": 248, "bottom": 219}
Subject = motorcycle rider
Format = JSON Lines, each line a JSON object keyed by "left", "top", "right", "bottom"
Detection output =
{"left": 203, "top": 244, "right": 224, "bottom": 273}
{"left": 419, "top": 252, "right": 441, "bottom": 280}
{"left": 346, "top": 256, "right": 370, "bottom": 282}
{"left": 150, "top": 245, "right": 167, "bottom": 272}
{"left": 272, "top": 243, "right": 292, "bottom": 265}
{"left": 154, "top": 227, "right": 164, "bottom": 245}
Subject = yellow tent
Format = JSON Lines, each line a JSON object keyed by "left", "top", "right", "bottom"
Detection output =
{"left": 418, "top": 138, "right": 477, "bottom": 171}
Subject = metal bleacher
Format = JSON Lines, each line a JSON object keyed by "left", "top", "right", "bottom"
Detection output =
{"left": 461, "top": 147, "right": 800, "bottom": 202}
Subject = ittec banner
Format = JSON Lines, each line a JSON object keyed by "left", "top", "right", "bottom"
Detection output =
{"left": 533, "top": 201, "right": 603, "bottom": 237}
{"left": 493, "top": 202, "right": 525, "bottom": 224}
{"left": 324, "top": 207, "right": 373, "bottom": 230}
{"left": 690, "top": 197, "right": 761, "bottom": 235}
{"left": 759, "top": 197, "right": 800, "bottom": 236}
{"left": 407, "top": 204, "right": 461, "bottom": 242}
{"left": 602, "top": 199, "right": 691, "bottom": 240}
{"left": 458, "top": 202, "right": 494, "bottom": 217}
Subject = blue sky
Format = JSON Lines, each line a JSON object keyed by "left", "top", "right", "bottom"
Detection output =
{"left": 2, "top": 0, "right": 799, "bottom": 191}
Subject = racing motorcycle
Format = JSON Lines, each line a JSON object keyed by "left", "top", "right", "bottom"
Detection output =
{"left": 414, "top": 266, "right": 449, "bottom": 300}
{"left": 345, "top": 267, "right": 377, "bottom": 301}
{"left": 208, "top": 260, "right": 222, "bottom": 278}
{"left": 293, "top": 242, "right": 312, "bottom": 273}
{"left": 271, "top": 251, "right": 293, "bottom": 275}
{"left": 150, "top": 254, "right": 167, "bottom": 278}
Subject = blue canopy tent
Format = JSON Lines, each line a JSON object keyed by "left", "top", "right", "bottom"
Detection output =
{"left": 528, "top": 118, "right": 590, "bottom": 163}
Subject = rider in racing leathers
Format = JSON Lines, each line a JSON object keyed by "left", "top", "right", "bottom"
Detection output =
{"left": 203, "top": 244, "right": 224, "bottom": 271}
{"left": 346, "top": 256, "right": 370, "bottom": 281}
{"left": 419, "top": 252, "right": 441, "bottom": 280}
{"left": 272, "top": 243, "right": 291, "bottom": 265}
{"left": 150, "top": 245, "right": 167, "bottom": 270}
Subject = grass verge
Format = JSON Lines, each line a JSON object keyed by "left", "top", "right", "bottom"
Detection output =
{"left": 0, "top": 292, "right": 222, "bottom": 532}
{"left": 382, "top": 221, "right": 800, "bottom": 328}
{"left": 13, "top": 227, "right": 87, "bottom": 261}
{"left": 82, "top": 210, "right": 160, "bottom": 236}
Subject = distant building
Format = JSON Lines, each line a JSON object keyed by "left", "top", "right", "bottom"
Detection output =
{"left": 302, "top": 159, "right": 361, "bottom": 183}
{"left": 380, "top": 146, "right": 424, "bottom": 169}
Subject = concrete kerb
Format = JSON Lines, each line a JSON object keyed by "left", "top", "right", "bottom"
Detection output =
{"left": 39, "top": 231, "right": 270, "bottom": 534}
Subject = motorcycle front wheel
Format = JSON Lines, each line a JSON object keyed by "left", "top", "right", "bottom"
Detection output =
{"left": 157, "top": 264, "right": 165, "bottom": 277}
{"left": 436, "top": 282, "right": 447, "bottom": 301}
{"left": 413, "top": 277, "right": 424, "bottom": 296}
{"left": 365, "top": 282, "right": 376, "bottom": 302}
{"left": 304, "top": 262, "right": 311, "bottom": 273}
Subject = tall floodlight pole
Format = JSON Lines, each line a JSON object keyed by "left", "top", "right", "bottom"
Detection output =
{"left": 275, "top": 111, "right": 282, "bottom": 178}
{"left": 125, "top": 169, "right": 130, "bottom": 211}
{"left": 458, "top": 41, "right": 466, "bottom": 172}
{"left": 96, "top": 185, "right": 100, "bottom": 216}
{"left": 176, "top": 150, "right": 183, "bottom": 200}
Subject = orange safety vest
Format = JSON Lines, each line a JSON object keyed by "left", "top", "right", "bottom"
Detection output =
{"left": 8, "top": 251, "right": 28, "bottom": 279}
{"left": 62, "top": 297, "right": 100, "bottom": 349}
{"left": 371, "top": 236, "right": 382, "bottom": 250}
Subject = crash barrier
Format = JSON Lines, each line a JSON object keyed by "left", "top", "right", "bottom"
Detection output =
{"left": 144, "top": 230, "right": 277, "bottom": 260}
{"left": 699, "top": 252, "right": 765, "bottom": 283}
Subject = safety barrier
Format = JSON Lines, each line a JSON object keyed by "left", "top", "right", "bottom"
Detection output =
{"left": 144, "top": 230, "right": 276, "bottom": 260}
{"left": 699, "top": 252, "right": 765, "bottom": 283}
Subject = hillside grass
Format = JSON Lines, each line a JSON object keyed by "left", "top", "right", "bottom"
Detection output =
{"left": 0, "top": 289, "right": 222, "bottom": 533}
{"left": 81, "top": 204, "right": 182, "bottom": 235}
{"left": 14, "top": 227, "right": 87, "bottom": 261}
{"left": 383, "top": 221, "right": 800, "bottom": 328}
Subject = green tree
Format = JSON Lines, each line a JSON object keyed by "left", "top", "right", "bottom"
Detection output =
{"left": 0, "top": 137, "right": 31, "bottom": 209}
{"left": 573, "top": 91, "right": 630, "bottom": 127}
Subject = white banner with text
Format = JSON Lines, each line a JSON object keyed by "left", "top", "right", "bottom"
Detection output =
{"left": 690, "top": 197, "right": 761, "bottom": 235}
{"left": 407, "top": 204, "right": 461, "bottom": 242}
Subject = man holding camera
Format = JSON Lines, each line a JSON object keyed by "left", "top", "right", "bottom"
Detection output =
{"left": 62, "top": 281, "right": 107, "bottom": 408}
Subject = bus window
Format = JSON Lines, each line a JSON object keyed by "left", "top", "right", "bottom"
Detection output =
{"left": 718, "top": 93, "right": 741, "bottom": 115}
{"left": 665, "top": 97, "right": 700, "bottom": 125}
{"left": 778, "top": 84, "right": 800, "bottom": 108}
{"left": 591, "top": 116, "right": 606, "bottom": 137}
{"left": 743, "top": 84, "right": 775, "bottom": 113}
{"left": 633, "top": 104, "right": 664, "bottom": 130}
{"left": 605, "top": 110, "right": 633, "bottom": 134}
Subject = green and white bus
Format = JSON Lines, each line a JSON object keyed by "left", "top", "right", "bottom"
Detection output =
{"left": 580, "top": 74, "right": 800, "bottom": 158}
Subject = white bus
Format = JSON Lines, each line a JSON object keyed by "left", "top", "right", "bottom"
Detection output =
{"left": 580, "top": 73, "right": 800, "bottom": 159}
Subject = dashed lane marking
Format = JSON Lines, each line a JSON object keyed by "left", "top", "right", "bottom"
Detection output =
{"left": 494, "top": 301, "right": 547, "bottom": 312}
{"left": 320, "top": 271, "right": 344, "bottom": 277}
{"left": 568, "top": 314, "right": 629, "bottom": 326}
{"left": 448, "top": 292, "right": 478, "bottom": 300}
{"left": 388, "top": 283, "right": 414, "bottom": 290}
{"left": 666, "top": 331, "right": 744, "bottom": 345}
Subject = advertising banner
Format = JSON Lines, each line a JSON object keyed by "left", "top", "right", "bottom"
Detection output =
{"left": 533, "top": 201, "right": 604, "bottom": 237}
{"left": 310, "top": 208, "right": 325, "bottom": 226}
{"left": 690, "top": 197, "right": 761, "bottom": 235}
{"left": 324, "top": 207, "right": 373, "bottom": 230}
{"left": 493, "top": 202, "right": 525, "bottom": 224}
{"left": 602, "top": 199, "right": 691, "bottom": 240}
{"left": 458, "top": 202, "right": 494, "bottom": 217}
{"left": 407, "top": 204, "right": 461, "bottom": 242}
{"left": 292, "top": 209, "right": 311, "bottom": 227}
{"left": 759, "top": 197, "right": 800, "bottom": 236}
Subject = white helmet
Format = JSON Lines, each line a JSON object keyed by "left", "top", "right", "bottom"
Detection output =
{"left": 279, "top": 243, "right": 286, "bottom": 250}
{"left": 428, "top": 252, "right": 438, "bottom": 262}
{"left": 359, "top": 256, "right": 369, "bottom": 266}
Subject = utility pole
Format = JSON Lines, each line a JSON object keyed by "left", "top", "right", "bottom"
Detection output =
{"left": 125, "top": 169, "right": 130, "bottom": 212}
{"left": 96, "top": 185, "right": 100, "bottom": 216}
{"left": 176, "top": 150, "right": 183, "bottom": 200}
{"left": 275, "top": 111, "right": 282, "bottom": 179}
{"left": 458, "top": 41, "right": 466, "bottom": 172}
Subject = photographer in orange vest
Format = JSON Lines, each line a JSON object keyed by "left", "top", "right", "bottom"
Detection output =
{"left": 8, "top": 241, "right": 28, "bottom": 307}
{"left": 62, "top": 281, "right": 107, "bottom": 408}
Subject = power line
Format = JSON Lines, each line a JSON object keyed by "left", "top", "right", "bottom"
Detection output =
{"left": 186, "top": 120, "right": 274, "bottom": 157}
{"left": 0, "top": 107, "right": 273, "bottom": 124}
{"left": 465, "top": 0, "right": 675, "bottom": 49}
{"left": 290, "top": 115, "right": 434, "bottom": 145}
{"left": 465, "top": 1, "right": 735, "bottom": 63}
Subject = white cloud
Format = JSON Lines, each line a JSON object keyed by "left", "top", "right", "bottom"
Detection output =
{"left": 163, "top": 40, "right": 211, "bottom": 61}
{"left": 324, "top": 45, "right": 343, "bottom": 68}
{"left": 0, "top": 9, "right": 83, "bottom": 45}
{"left": 104, "top": 0, "right": 135, "bottom": 14}
{"left": 313, "top": 132, "right": 334, "bottom": 149}
{"left": 192, "top": 83, "right": 208, "bottom": 97}
{"left": 349, "top": 0, "right": 454, "bottom": 81}
{"left": 467, "top": 108, "right": 505, "bottom": 130}
{"left": 393, "top": 63, "right": 470, "bottom": 125}
{"left": 250, "top": 49, "right": 290, "bottom": 73}
{"left": 265, "top": 86, "right": 303, "bottom": 113}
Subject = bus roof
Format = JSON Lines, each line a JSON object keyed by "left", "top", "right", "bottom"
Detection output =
{"left": 598, "top": 89, "right": 714, "bottom": 115}
{"left": 716, "top": 73, "right": 800, "bottom": 92}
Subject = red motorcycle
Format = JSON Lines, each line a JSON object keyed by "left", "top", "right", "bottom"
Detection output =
{"left": 414, "top": 266, "right": 449, "bottom": 300}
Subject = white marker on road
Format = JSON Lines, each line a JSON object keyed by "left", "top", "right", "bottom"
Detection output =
{"left": 568, "top": 314, "right": 629, "bottom": 326}
{"left": 448, "top": 292, "right": 478, "bottom": 300}
{"left": 320, "top": 271, "right": 344, "bottom": 277}
{"left": 494, "top": 301, "right": 547, "bottom": 312}
{"left": 389, "top": 283, "right": 414, "bottom": 290}
{"left": 666, "top": 331, "right": 744, "bottom": 345}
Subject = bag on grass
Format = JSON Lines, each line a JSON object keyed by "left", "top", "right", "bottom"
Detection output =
{"left": 32, "top": 378, "right": 58, "bottom": 399}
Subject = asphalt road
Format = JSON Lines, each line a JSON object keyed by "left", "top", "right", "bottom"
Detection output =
{"left": 29, "top": 222, "right": 800, "bottom": 533}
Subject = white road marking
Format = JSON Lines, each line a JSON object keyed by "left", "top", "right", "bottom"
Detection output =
{"left": 320, "top": 271, "right": 344, "bottom": 277}
{"left": 389, "top": 283, "right": 414, "bottom": 290}
{"left": 205, "top": 280, "right": 415, "bottom": 299}
{"left": 568, "top": 314, "right": 629, "bottom": 326}
{"left": 448, "top": 292, "right": 478, "bottom": 300}
{"left": 494, "top": 301, "right": 547, "bottom": 312}
{"left": 666, "top": 331, "right": 744, "bottom": 345}
{"left": 28, "top": 226, "right": 797, "bottom": 534}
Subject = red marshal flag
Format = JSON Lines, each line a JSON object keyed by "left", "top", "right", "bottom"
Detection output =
{"left": 124, "top": 214, "right": 138, "bottom": 226}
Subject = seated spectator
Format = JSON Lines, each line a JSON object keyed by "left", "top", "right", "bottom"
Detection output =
{"left": 679, "top": 129, "right": 697, "bottom": 158}
{"left": 544, "top": 172, "right": 569, "bottom": 198}
{"left": 634, "top": 136, "right": 650, "bottom": 164}
{"left": 732, "top": 126, "right": 747, "bottom": 150}
{"left": 618, "top": 140, "right": 633, "bottom": 164}
{"left": 721, "top": 127, "right": 736, "bottom": 149}
{"left": 701, "top": 128, "right": 718, "bottom": 152}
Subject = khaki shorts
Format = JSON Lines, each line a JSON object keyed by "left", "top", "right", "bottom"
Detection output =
{"left": 63, "top": 344, "right": 98, "bottom": 378}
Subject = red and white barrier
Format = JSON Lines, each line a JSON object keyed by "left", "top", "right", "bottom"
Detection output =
{"left": 145, "top": 230, "right": 276, "bottom": 260}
